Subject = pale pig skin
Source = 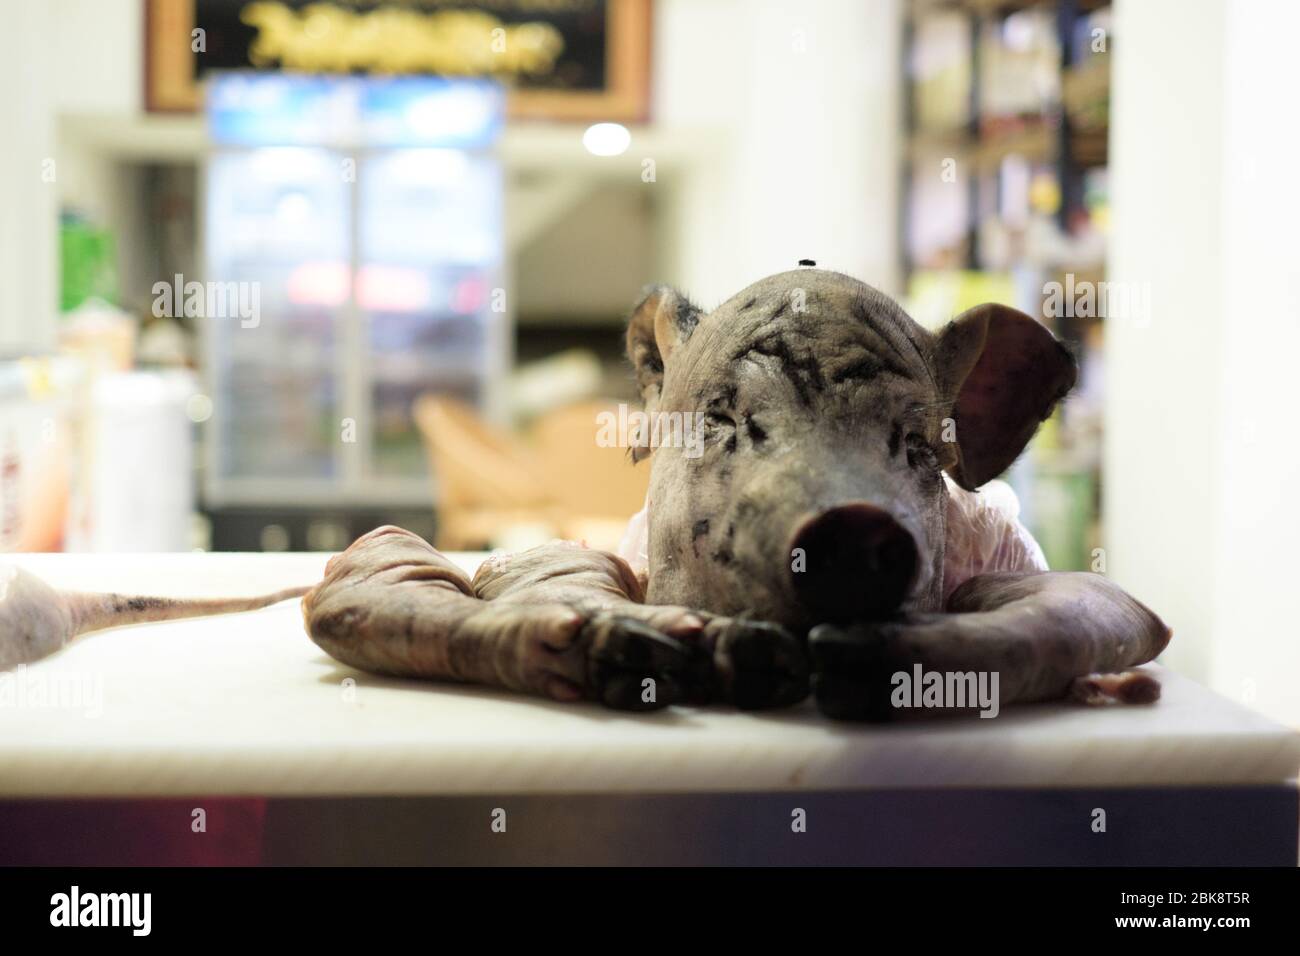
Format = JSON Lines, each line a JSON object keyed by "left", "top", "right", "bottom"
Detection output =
{"left": 0, "top": 562, "right": 307, "bottom": 671}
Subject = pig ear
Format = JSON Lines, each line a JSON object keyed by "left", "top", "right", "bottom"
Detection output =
{"left": 625, "top": 284, "right": 701, "bottom": 408}
{"left": 934, "top": 303, "right": 1077, "bottom": 491}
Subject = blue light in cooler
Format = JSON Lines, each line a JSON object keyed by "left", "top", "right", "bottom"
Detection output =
{"left": 207, "top": 74, "right": 504, "bottom": 148}
{"left": 364, "top": 77, "right": 504, "bottom": 148}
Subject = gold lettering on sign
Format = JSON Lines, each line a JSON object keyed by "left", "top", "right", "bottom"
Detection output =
{"left": 240, "top": 2, "right": 566, "bottom": 77}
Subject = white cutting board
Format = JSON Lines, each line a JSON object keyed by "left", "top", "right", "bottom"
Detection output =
{"left": 1, "top": 553, "right": 1297, "bottom": 797}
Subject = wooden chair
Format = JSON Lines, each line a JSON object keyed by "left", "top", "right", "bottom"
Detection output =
{"left": 413, "top": 395, "right": 649, "bottom": 552}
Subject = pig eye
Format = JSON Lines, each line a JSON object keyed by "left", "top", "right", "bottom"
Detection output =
{"left": 704, "top": 411, "right": 736, "bottom": 429}
{"left": 905, "top": 433, "right": 939, "bottom": 471}
{"left": 703, "top": 411, "right": 737, "bottom": 453}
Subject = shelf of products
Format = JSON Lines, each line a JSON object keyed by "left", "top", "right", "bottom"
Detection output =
{"left": 901, "top": 0, "right": 1112, "bottom": 571}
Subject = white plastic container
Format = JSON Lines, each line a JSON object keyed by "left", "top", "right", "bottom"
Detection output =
{"left": 74, "top": 370, "right": 197, "bottom": 552}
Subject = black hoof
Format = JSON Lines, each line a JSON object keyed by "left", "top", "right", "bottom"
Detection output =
{"left": 583, "top": 616, "right": 696, "bottom": 711}
{"left": 711, "top": 619, "right": 810, "bottom": 710}
{"left": 808, "top": 623, "right": 899, "bottom": 722}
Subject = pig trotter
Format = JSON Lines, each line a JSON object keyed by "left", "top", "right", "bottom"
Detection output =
{"left": 579, "top": 615, "right": 700, "bottom": 710}
{"left": 704, "top": 618, "right": 810, "bottom": 710}
{"left": 808, "top": 622, "right": 906, "bottom": 721}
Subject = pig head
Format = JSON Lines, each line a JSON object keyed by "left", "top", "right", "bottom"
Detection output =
{"left": 627, "top": 268, "right": 1076, "bottom": 632}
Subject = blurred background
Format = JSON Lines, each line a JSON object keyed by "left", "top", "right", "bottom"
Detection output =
{"left": 0, "top": 0, "right": 1296, "bottom": 724}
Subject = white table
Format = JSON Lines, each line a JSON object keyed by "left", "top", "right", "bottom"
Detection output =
{"left": 2, "top": 553, "right": 1297, "bottom": 865}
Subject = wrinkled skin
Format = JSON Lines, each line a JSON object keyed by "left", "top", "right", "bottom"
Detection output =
{"left": 638, "top": 271, "right": 953, "bottom": 625}
{"left": 304, "top": 528, "right": 808, "bottom": 711}
{"left": 304, "top": 269, "right": 1170, "bottom": 719}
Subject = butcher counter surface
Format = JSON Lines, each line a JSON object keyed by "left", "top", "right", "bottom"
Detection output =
{"left": 2, "top": 553, "right": 1298, "bottom": 798}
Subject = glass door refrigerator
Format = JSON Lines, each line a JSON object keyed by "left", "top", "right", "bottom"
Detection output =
{"left": 202, "top": 75, "right": 505, "bottom": 547}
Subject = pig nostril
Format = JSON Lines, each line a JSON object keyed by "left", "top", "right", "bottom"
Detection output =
{"left": 789, "top": 504, "right": 918, "bottom": 623}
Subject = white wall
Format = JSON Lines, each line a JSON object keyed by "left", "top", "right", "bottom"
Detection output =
{"left": 0, "top": 0, "right": 143, "bottom": 351}
{"left": 1213, "top": 1, "right": 1300, "bottom": 726}
{"left": 54, "top": 0, "right": 142, "bottom": 115}
{"left": 0, "top": 2, "right": 58, "bottom": 352}
{"left": 653, "top": 0, "right": 902, "bottom": 306}
{"left": 52, "top": 0, "right": 146, "bottom": 246}
{"left": 1108, "top": 0, "right": 1300, "bottom": 726}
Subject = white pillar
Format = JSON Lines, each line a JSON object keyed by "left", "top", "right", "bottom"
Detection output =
{"left": 732, "top": 0, "right": 901, "bottom": 291}
{"left": 654, "top": 0, "right": 901, "bottom": 305}
{"left": 1107, "top": 0, "right": 1300, "bottom": 725}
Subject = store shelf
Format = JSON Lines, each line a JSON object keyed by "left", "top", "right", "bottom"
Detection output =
{"left": 902, "top": 0, "right": 1112, "bottom": 572}
{"left": 1062, "top": 59, "right": 1109, "bottom": 108}
{"left": 974, "top": 122, "right": 1055, "bottom": 170}
{"left": 1069, "top": 128, "right": 1108, "bottom": 168}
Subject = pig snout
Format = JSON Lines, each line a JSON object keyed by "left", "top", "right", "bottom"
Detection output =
{"left": 788, "top": 503, "right": 920, "bottom": 623}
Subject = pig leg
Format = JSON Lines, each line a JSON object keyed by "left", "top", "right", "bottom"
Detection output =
{"left": 303, "top": 527, "right": 698, "bottom": 711}
{"left": 808, "top": 571, "right": 1171, "bottom": 721}
{"left": 472, "top": 541, "right": 809, "bottom": 709}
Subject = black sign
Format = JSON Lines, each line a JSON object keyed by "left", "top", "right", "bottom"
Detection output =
{"left": 147, "top": 0, "right": 650, "bottom": 120}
